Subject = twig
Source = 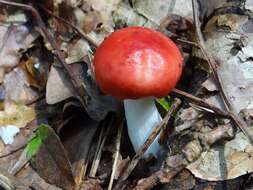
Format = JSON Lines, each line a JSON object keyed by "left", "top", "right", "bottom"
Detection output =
{"left": 40, "top": 6, "right": 99, "bottom": 48}
{"left": 0, "top": 168, "right": 30, "bottom": 190}
{"left": 191, "top": 0, "right": 253, "bottom": 144}
{"left": 114, "top": 98, "right": 181, "bottom": 190}
{"left": 25, "top": 93, "right": 45, "bottom": 106}
{"left": 0, "top": 145, "right": 25, "bottom": 158}
{"left": 0, "top": 0, "right": 88, "bottom": 109}
{"left": 133, "top": 167, "right": 185, "bottom": 190}
{"left": 176, "top": 38, "right": 199, "bottom": 48}
{"left": 89, "top": 119, "right": 112, "bottom": 177}
{"left": 172, "top": 88, "right": 229, "bottom": 117}
{"left": 134, "top": 123, "right": 234, "bottom": 190}
{"left": 108, "top": 120, "right": 123, "bottom": 190}
{"left": 89, "top": 123, "right": 105, "bottom": 177}
{"left": 192, "top": 0, "right": 229, "bottom": 110}
{"left": 8, "top": 148, "right": 29, "bottom": 175}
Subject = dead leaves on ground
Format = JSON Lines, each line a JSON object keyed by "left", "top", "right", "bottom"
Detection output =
{"left": 0, "top": 0, "right": 253, "bottom": 190}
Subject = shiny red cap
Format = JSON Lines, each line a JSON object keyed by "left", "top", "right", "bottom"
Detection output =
{"left": 94, "top": 26, "right": 183, "bottom": 99}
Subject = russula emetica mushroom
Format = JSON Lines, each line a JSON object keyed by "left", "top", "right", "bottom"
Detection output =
{"left": 94, "top": 26, "right": 183, "bottom": 157}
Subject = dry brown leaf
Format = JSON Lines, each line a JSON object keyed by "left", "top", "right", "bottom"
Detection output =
{"left": 4, "top": 67, "right": 39, "bottom": 103}
{"left": 81, "top": 11, "right": 102, "bottom": 33}
{"left": 0, "top": 102, "right": 36, "bottom": 128}
{"left": 31, "top": 126, "right": 76, "bottom": 190}
{"left": 0, "top": 25, "right": 37, "bottom": 71}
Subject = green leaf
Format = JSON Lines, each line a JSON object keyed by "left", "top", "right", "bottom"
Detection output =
{"left": 156, "top": 96, "right": 173, "bottom": 111}
{"left": 25, "top": 124, "right": 49, "bottom": 158}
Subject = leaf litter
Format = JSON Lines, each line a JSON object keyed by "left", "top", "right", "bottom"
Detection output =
{"left": 0, "top": 0, "right": 253, "bottom": 190}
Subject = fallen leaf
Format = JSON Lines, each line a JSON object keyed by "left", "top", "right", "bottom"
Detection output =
{"left": 84, "top": 0, "right": 121, "bottom": 32}
{"left": 29, "top": 124, "right": 76, "bottom": 190}
{"left": 132, "top": 0, "right": 169, "bottom": 24}
{"left": 46, "top": 63, "right": 121, "bottom": 121}
{"left": 80, "top": 178, "right": 102, "bottom": 190}
{"left": 0, "top": 102, "right": 36, "bottom": 128}
{"left": 46, "top": 65, "right": 76, "bottom": 104}
{"left": 174, "top": 107, "right": 201, "bottom": 133}
{"left": 16, "top": 165, "right": 62, "bottom": 190}
{"left": 195, "top": 14, "right": 253, "bottom": 114}
{"left": 4, "top": 67, "right": 39, "bottom": 103}
{"left": 0, "top": 24, "right": 37, "bottom": 71}
{"left": 65, "top": 39, "right": 91, "bottom": 64}
{"left": 132, "top": 0, "right": 193, "bottom": 24}
{"left": 0, "top": 119, "right": 41, "bottom": 171}
{"left": 81, "top": 10, "right": 102, "bottom": 33}
{"left": 112, "top": 2, "right": 149, "bottom": 28}
{"left": 187, "top": 132, "right": 253, "bottom": 180}
{"left": 162, "top": 169, "right": 195, "bottom": 190}
{"left": 245, "top": 0, "right": 253, "bottom": 12}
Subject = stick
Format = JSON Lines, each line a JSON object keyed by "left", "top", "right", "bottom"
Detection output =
{"left": 40, "top": 6, "right": 99, "bottom": 48}
{"left": 108, "top": 121, "right": 123, "bottom": 190}
{"left": 0, "top": 0, "right": 88, "bottom": 108}
{"left": 191, "top": 0, "right": 253, "bottom": 144}
{"left": 172, "top": 88, "right": 229, "bottom": 117}
{"left": 89, "top": 123, "right": 106, "bottom": 177}
{"left": 114, "top": 98, "right": 181, "bottom": 190}
{"left": 0, "top": 168, "right": 30, "bottom": 190}
{"left": 89, "top": 119, "right": 112, "bottom": 177}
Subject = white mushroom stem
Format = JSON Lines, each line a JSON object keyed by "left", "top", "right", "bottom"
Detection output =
{"left": 124, "top": 97, "right": 162, "bottom": 157}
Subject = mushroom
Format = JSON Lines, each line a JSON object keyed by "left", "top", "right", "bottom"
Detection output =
{"left": 94, "top": 26, "right": 183, "bottom": 157}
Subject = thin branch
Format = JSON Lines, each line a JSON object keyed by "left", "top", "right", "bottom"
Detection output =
{"left": 108, "top": 120, "right": 123, "bottom": 190}
{"left": 191, "top": 0, "right": 253, "bottom": 144}
{"left": 172, "top": 88, "right": 229, "bottom": 117}
{"left": 25, "top": 93, "right": 45, "bottom": 106}
{"left": 133, "top": 167, "right": 185, "bottom": 190}
{"left": 134, "top": 123, "right": 234, "bottom": 190}
{"left": 89, "top": 119, "right": 112, "bottom": 177}
{"left": 0, "top": 0, "right": 88, "bottom": 107}
{"left": 0, "top": 168, "right": 30, "bottom": 190}
{"left": 192, "top": 0, "right": 230, "bottom": 110}
{"left": 0, "top": 145, "right": 25, "bottom": 159}
{"left": 89, "top": 123, "right": 105, "bottom": 177}
{"left": 114, "top": 98, "right": 181, "bottom": 190}
{"left": 40, "top": 6, "right": 99, "bottom": 48}
{"left": 176, "top": 38, "right": 200, "bottom": 48}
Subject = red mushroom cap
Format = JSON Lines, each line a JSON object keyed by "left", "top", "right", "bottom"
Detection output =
{"left": 94, "top": 26, "right": 183, "bottom": 99}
